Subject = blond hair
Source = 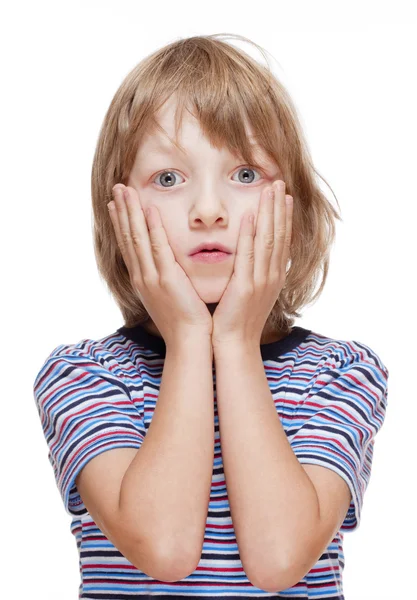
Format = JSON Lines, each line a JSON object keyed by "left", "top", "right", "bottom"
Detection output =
{"left": 91, "top": 33, "right": 341, "bottom": 336}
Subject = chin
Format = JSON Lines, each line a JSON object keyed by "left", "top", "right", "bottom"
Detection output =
{"left": 191, "top": 276, "right": 229, "bottom": 304}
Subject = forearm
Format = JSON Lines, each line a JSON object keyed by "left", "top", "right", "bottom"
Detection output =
{"left": 120, "top": 334, "right": 214, "bottom": 570}
{"left": 213, "top": 342, "right": 320, "bottom": 590}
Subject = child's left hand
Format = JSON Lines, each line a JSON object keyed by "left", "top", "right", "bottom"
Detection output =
{"left": 212, "top": 180, "right": 293, "bottom": 348}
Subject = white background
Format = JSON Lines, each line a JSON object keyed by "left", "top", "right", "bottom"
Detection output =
{"left": 1, "top": 1, "right": 415, "bottom": 598}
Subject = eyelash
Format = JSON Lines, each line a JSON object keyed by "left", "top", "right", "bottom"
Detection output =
{"left": 152, "top": 165, "right": 265, "bottom": 188}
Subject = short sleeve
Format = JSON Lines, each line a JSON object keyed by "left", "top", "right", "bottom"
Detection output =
{"left": 33, "top": 348, "right": 145, "bottom": 517}
{"left": 290, "top": 355, "right": 389, "bottom": 533}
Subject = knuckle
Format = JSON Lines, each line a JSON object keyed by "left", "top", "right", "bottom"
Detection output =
{"left": 121, "top": 230, "right": 131, "bottom": 245}
{"left": 159, "top": 274, "right": 174, "bottom": 289}
{"left": 275, "top": 227, "right": 286, "bottom": 240}
{"left": 264, "top": 232, "right": 275, "bottom": 249}
{"left": 150, "top": 238, "right": 163, "bottom": 254}
{"left": 131, "top": 232, "right": 141, "bottom": 248}
{"left": 256, "top": 276, "right": 268, "bottom": 288}
{"left": 142, "top": 274, "right": 156, "bottom": 289}
{"left": 246, "top": 247, "right": 255, "bottom": 262}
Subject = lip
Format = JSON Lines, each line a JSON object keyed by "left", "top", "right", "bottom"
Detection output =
{"left": 190, "top": 251, "right": 231, "bottom": 263}
{"left": 189, "top": 242, "right": 232, "bottom": 256}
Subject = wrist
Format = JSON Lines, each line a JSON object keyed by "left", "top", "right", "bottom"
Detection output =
{"left": 166, "top": 329, "right": 213, "bottom": 351}
{"left": 212, "top": 337, "right": 260, "bottom": 357}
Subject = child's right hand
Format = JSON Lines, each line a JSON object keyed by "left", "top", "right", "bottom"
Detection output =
{"left": 109, "top": 184, "right": 213, "bottom": 347}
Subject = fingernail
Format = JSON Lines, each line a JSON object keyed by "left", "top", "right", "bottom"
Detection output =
{"left": 112, "top": 184, "right": 124, "bottom": 195}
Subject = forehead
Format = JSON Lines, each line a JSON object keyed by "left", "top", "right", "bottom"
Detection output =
{"left": 144, "top": 134, "right": 262, "bottom": 152}
{"left": 137, "top": 135, "right": 273, "bottom": 171}
{"left": 142, "top": 96, "right": 262, "bottom": 151}
{"left": 137, "top": 96, "right": 273, "bottom": 164}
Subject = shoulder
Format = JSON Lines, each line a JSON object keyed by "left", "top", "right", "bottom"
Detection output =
{"left": 301, "top": 329, "right": 389, "bottom": 378}
{"left": 33, "top": 329, "right": 133, "bottom": 396}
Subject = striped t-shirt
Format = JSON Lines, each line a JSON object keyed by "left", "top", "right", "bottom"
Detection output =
{"left": 33, "top": 323, "right": 389, "bottom": 599}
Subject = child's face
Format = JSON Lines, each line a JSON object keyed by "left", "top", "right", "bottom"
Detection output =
{"left": 127, "top": 95, "right": 282, "bottom": 305}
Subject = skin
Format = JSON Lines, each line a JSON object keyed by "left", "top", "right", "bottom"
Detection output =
{"left": 127, "top": 95, "right": 286, "bottom": 345}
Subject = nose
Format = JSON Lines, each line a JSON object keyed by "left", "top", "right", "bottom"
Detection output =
{"left": 189, "top": 186, "right": 227, "bottom": 227}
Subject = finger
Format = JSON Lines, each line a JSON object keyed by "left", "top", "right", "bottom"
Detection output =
{"left": 122, "top": 186, "right": 158, "bottom": 281}
{"left": 108, "top": 186, "right": 137, "bottom": 276}
{"left": 233, "top": 210, "right": 255, "bottom": 284}
{"left": 270, "top": 180, "right": 287, "bottom": 278}
{"left": 282, "top": 195, "right": 293, "bottom": 273}
{"left": 133, "top": 195, "right": 179, "bottom": 281}
{"left": 254, "top": 185, "right": 275, "bottom": 283}
{"left": 110, "top": 186, "right": 156, "bottom": 288}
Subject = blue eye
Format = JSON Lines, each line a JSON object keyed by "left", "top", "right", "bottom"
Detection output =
{"left": 153, "top": 166, "right": 263, "bottom": 188}
{"left": 232, "top": 166, "right": 262, "bottom": 184}
{"left": 153, "top": 170, "right": 185, "bottom": 188}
